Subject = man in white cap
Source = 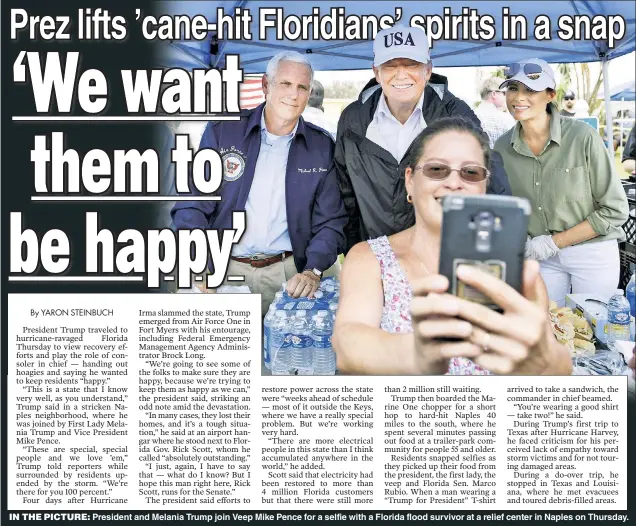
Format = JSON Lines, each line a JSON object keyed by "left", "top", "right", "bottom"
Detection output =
{"left": 335, "top": 25, "right": 511, "bottom": 252}
{"left": 560, "top": 89, "right": 576, "bottom": 117}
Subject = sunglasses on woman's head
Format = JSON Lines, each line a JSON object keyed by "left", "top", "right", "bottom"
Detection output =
{"left": 414, "top": 163, "right": 489, "bottom": 183}
{"left": 504, "top": 62, "right": 543, "bottom": 80}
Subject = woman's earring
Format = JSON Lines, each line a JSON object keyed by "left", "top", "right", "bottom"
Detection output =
{"left": 407, "top": 194, "right": 413, "bottom": 204}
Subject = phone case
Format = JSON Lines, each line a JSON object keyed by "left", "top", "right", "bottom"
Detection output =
{"left": 439, "top": 195, "right": 531, "bottom": 311}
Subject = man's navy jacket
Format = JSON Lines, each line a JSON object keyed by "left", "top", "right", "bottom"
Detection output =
{"left": 171, "top": 103, "right": 347, "bottom": 273}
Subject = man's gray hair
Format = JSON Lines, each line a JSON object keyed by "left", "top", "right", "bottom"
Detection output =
{"left": 479, "top": 77, "right": 503, "bottom": 100}
{"left": 266, "top": 51, "right": 314, "bottom": 83}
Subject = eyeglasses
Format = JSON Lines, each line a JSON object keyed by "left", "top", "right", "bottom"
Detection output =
{"left": 414, "top": 163, "right": 490, "bottom": 183}
{"left": 504, "top": 62, "right": 544, "bottom": 81}
{"left": 563, "top": 96, "right": 575, "bottom": 101}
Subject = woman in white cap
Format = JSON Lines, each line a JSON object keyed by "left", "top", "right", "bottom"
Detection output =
{"left": 494, "top": 59, "right": 629, "bottom": 307}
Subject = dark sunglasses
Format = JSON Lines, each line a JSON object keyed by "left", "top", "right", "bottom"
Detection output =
{"left": 504, "top": 62, "right": 543, "bottom": 81}
{"left": 564, "top": 96, "right": 575, "bottom": 101}
{"left": 414, "top": 163, "right": 489, "bottom": 183}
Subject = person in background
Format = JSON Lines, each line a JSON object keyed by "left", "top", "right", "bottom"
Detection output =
{"left": 623, "top": 125, "right": 636, "bottom": 174}
{"left": 560, "top": 89, "right": 576, "bottom": 117}
{"left": 302, "top": 80, "right": 337, "bottom": 139}
{"left": 494, "top": 59, "right": 629, "bottom": 307}
{"left": 474, "top": 77, "right": 516, "bottom": 148}
{"left": 171, "top": 51, "right": 346, "bottom": 313}
{"left": 332, "top": 118, "right": 571, "bottom": 376}
{"left": 335, "top": 25, "right": 511, "bottom": 254}
{"left": 573, "top": 99, "right": 590, "bottom": 118}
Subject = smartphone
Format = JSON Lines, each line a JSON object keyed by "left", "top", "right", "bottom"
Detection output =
{"left": 439, "top": 195, "right": 531, "bottom": 312}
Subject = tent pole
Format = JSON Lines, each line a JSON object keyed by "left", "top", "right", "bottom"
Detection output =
{"left": 602, "top": 57, "right": 614, "bottom": 156}
{"left": 620, "top": 97, "right": 624, "bottom": 150}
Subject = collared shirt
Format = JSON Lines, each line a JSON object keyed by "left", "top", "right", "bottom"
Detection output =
{"left": 474, "top": 101, "right": 515, "bottom": 148}
{"left": 494, "top": 108, "right": 629, "bottom": 243}
{"left": 366, "top": 91, "right": 426, "bottom": 162}
{"left": 232, "top": 113, "right": 297, "bottom": 256}
{"left": 171, "top": 103, "right": 346, "bottom": 274}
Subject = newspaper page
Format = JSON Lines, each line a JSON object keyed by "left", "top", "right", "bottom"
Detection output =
{"left": 2, "top": 1, "right": 635, "bottom": 526}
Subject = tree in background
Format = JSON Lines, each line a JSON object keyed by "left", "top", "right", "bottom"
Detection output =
{"left": 556, "top": 63, "right": 604, "bottom": 116}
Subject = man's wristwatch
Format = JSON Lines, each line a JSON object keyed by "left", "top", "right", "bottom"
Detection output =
{"left": 304, "top": 268, "right": 322, "bottom": 280}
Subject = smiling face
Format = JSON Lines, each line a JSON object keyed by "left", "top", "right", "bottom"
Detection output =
{"left": 505, "top": 81, "right": 556, "bottom": 122}
{"left": 373, "top": 58, "right": 432, "bottom": 109}
{"left": 405, "top": 130, "right": 488, "bottom": 231}
{"left": 262, "top": 60, "right": 312, "bottom": 126}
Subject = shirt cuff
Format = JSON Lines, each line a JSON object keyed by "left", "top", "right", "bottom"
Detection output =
{"left": 586, "top": 211, "right": 611, "bottom": 236}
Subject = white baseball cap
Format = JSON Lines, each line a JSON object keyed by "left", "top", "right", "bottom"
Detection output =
{"left": 373, "top": 26, "right": 430, "bottom": 67}
{"left": 499, "top": 58, "right": 556, "bottom": 92}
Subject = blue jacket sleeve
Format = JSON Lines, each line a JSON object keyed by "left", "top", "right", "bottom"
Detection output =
{"left": 170, "top": 122, "right": 219, "bottom": 230}
{"left": 487, "top": 151, "right": 512, "bottom": 196}
{"left": 304, "top": 158, "right": 347, "bottom": 272}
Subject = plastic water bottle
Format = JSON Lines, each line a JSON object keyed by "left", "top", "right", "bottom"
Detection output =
{"left": 271, "top": 311, "right": 292, "bottom": 375}
{"left": 606, "top": 289, "right": 631, "bottom": 350}
{"left": 331, "top": 290, "right": 340, "bottom": 305}
{"left": 626, "top": 275, "right": 635, "bottom": 318}
{"left": 290, "top": 311, "right": 313, "bottom": 374}
{"left": 263, "top": 305, "right": 276, "bottom": 370}
{"left": 321, "top": 280, "right": 335, "bottom": 293}
{"left": 312, "top": 311, "right": 336, "bottom": 375}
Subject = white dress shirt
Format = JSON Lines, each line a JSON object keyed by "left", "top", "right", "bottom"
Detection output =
{"left": 366, "top": 91, "right": 426, "bottom": 162}
{"left": 232, "top": 114, "right": 296, "bottom": 257}
{"left": 474, "top": 101, "right": 515, "bottom": 148}
{"left": 302, "top": 106, "right": 337, "bottom": 139}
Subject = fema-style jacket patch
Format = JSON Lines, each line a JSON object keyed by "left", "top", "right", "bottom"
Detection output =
{"left": 222, "top": 151, "right": 246, "bottom": 182}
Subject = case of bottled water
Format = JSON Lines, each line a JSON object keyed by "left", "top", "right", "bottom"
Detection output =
{"left": 269, "top": 278, "right": 339, "bottom": 375}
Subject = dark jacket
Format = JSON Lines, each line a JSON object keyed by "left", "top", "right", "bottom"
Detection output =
{"left": 171, "top": 103, "right": 347, "bottom": 272}
{"left": 622, "top": 125, "right": 635, "bottom": 163}
{"left": 335, "top": 74, "right": 511, "bottom": 253}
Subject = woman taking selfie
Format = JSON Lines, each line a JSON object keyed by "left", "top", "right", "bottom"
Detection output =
{"left": 494, "top": 59, "right": 629, "bottom": 307}
{"left": 332, "top": 118, "right": 571, "bottom": 376}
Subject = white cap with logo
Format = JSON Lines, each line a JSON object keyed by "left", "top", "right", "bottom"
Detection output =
{"left": 373, "top": 26, "right": 430, "bottom": 67}
{"left": 499, "top": 58, "right": 556, "bottom": 92}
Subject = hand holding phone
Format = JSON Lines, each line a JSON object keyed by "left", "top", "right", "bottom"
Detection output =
{"left": 438, "top": 195, "right": 530, "bottom": 311}
{"left": 410, "top": 260, "right": 568, "bottom": 375}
